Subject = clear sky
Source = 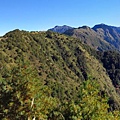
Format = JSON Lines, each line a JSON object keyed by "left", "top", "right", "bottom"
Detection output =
{"left": 0, "top": 0, "right": 120, "bottom": 35}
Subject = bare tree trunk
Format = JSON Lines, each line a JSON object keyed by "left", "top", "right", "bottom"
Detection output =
{"left": 28, "top": 98, "right": 35, "bottom": 120}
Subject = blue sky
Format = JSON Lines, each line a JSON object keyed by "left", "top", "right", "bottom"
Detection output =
{"left": 0, "top": 0, "right": 120, "bottom": 35}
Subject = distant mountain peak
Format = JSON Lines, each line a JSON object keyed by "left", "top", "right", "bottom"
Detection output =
{"left": 48, "top": 25, "right": 73, "bottom": 33}
{"left": 92, "top": 24, "right": 110, "bottom": 30}
{"left": 92, "top": 23, "right": 120, "bottom": 32}
{"left": 100, "top": 23, "right": 107, "bottom": 25}
{"left": 78, "top": 25, "right": 91, "bottom": 30}
{"left": 54, "top": 25, "right": 59, "bottom": 28}
{"left": 92, "top": 23, "right": 120, "bottom": 31}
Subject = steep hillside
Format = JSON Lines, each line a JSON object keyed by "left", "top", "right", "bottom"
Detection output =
{"left": 0, "top": 29, "right": 120, "bottom": 109}
{"left": 49, "top": 25, "right": 73, "bottom": 33}
{"left": 64, "top": 26, "right": 116, "bottom": 51}
{"left": 96, "top": 51, "right": 120, "bottom": 89}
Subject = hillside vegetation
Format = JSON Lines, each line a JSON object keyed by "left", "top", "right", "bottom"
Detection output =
{"left": 0, "top": 29, "right": 120, "bottom": 119}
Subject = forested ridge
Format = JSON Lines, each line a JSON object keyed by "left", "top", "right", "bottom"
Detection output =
{"left": 0, "top": 29, "right": 120, "bottom": 119}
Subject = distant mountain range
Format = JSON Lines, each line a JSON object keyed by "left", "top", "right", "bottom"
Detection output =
{"left": 49, "top": 24, "right": 120, "bottom": 51}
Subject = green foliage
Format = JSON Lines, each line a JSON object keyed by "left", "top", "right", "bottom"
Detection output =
{"left": 1, "top": 29, "right": 120, "bottom": 113}
{"left": 61, "top": 80, "right": 120, "bottom": 120}
{"left": 100, "top": 51, "right": 120, "bottom": 86}
{"left": 0, "top": 63, "right": 58, "bottom": 120}
{"left": 0, "top": 66, "right": 31, "bottom": 119}
{"left": 0, "top": 63, "right": 120, "bottom": 119}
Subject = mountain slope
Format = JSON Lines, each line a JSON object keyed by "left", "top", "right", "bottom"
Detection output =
{"left": 64, "top": 26, "right": 116, "bottom": 51}
{"left": 93, "top": 24, "right": 120, "bottom": 50}
{"left": 0, "top": 29, "right": 120, "bottom": 109}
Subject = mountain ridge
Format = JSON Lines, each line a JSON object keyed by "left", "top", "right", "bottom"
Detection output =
{"left": 1, "top": 29, "right": 120, "bottom": 110}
